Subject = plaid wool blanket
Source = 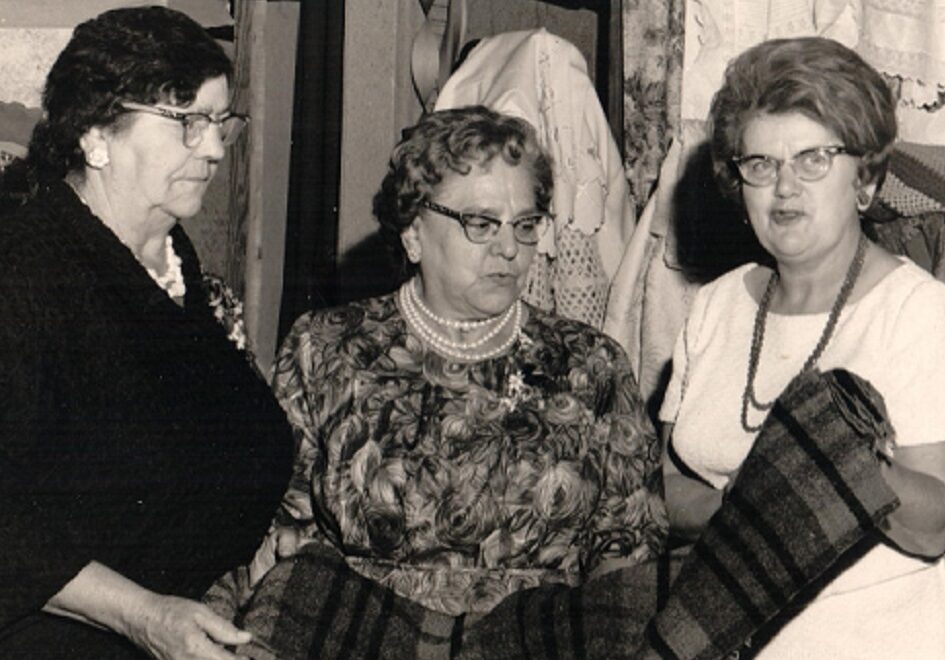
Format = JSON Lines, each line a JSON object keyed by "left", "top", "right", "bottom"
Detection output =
{"left": 641, "top": 369, "right": 900, "bottom": 659}
{"left": 228, "top": 369, "right": 899, "bottom": 659}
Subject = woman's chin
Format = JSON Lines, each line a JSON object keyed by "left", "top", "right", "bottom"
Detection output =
{"left": 464, "top": 291, "right": 518, "bottom": 318}
{"left": 762, "top": 235, "right": 815, "bottom": 264}
{"left": 163, "top": 198, "right": 206, "bottom": 220}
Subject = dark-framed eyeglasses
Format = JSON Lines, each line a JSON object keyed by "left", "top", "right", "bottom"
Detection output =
{"left": 119, "top": 102, "right": 250, "bottom": 148}
{"left": 731, "top": 145, "right": 860, "bottom": 187}
{"left": 420, "top": 199, "right": 551, "bottom": 246}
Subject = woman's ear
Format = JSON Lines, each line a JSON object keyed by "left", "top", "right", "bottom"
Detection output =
{"left": 401, "top": 219, "right": 422, "bottom": 264}
{"left": 79, "top": 127, "right": 110, "bottom": 169}
{"left": 856, "top": 180, "right": 878, "bottom": 212}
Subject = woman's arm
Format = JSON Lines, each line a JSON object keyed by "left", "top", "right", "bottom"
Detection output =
{"left": 584, "top": 338, "right": 669, "bottom": 576}
{"left": 880, "top": 441, "right": 945, "bottom": 558}
{"left": 46, "top": 561, "right": 251, "bottom": 660}
{"left": 227, "top": 311, "right": 347, "bottom": 591}
{"left": 661, "top": 423, "right": 723, "bottom": 545}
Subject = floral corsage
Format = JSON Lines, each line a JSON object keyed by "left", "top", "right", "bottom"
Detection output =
{"left": 203, "top": 272, "right": 249, "bottom": 353}
{"left": 497, "top": 332, "right": 558, "bottom": 412}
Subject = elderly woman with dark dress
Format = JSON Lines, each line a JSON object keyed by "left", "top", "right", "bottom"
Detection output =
{"left": 0, "top": 7, "right": 292, "bottom": 658}
{"left": 217, "top": 106, "right": 667, "bottom": 620}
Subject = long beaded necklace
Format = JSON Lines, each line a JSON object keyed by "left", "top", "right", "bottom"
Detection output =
{"left": 399, "top": 280, "right": 522, "bottom": 362}
{"left": 740, "top": 232, "right": 868, "bottom": 432}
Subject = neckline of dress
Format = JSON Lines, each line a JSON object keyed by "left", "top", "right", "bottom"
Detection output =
{"left": 747, "top": 258, "right": 906, "bottom": 319}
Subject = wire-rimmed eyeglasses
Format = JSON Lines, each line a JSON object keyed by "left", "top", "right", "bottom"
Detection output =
{"left": 731, "top": 145, "right": 860, "bottom": 187}
{"left": 420, "top": 199, "right": 551, "bottom": 245}
{"left": 120, "top": 102, "right": 250, "bottom": 148}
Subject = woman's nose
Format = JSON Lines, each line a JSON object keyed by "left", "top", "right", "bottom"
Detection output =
{"left": 195, "top": 123, "right": 226, "bottom": 160}
{"left": 773, "top": 161, "right": 801, "bottom": 197}
{"left": 490, "top": 222, "right": 519, "bottom": 259}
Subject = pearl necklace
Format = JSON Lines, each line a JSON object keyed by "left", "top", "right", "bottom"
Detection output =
{"left": 404, "top": 278, "right": 515, "bottom": 349}
{"left": 409, "top": 278, "right": 508, "bottom": 330}
{"left": 67, "top": 180, "right": 186, "bottom": 299}
{"left": 146, "top": 235, "right": 186, "bottom": 299}
{"left": 741, "top": 232, "right": 868, "bottom": 433}
{"left": 399, "top": 282, "right": 521, "bottom": 362}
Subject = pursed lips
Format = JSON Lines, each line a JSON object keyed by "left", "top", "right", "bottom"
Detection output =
{"left": 486, "top": 271, "right": 518, "bottom": 282}
{"left": 176, "top": 166, "right": 215, "bottom": 183}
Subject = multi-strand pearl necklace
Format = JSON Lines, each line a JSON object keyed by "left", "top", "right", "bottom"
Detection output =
{"left": 399, "top": 279, "right": 521, "bottom": 361}
{"left": 405, "top": 279, "right": 516, "bottom": 348}
{"left": 407, "top": 279, "right": 506, "bottom": 331}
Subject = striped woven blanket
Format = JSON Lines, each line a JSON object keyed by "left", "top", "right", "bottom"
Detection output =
{"left": 229, "top": 369, "right": 899, "bottom": 659}
{"left": 642, "top": 369, "right": 900, "bottom": 659}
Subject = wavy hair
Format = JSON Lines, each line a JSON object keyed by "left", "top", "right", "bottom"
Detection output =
{"left": 373, "top": 105, "right": 553, "bottom": 277}
{"left": 27, "top": 6, "right": 232, "bottom": 180}
{"left": 708, "top": 37, "right": 897, "bottom": 203}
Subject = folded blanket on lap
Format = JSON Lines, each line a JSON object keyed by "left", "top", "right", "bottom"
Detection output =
{"left": 234, "top": 542, "right": 662, "bottom": 660}
{"left": 234, "top": 543, "right": 456, "bottom": 659}
{"left": 644, "top": 369, "right": 900, "bottom": 659}
{"left": 232, "top": 369, "right": 898, "bottom": 659}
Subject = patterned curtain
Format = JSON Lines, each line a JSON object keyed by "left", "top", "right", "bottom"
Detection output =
{"left": 621, "top": 0, "right": 685, "bottom": 215}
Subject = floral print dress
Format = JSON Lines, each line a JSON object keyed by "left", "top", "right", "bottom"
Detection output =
{"left": 270, "top": 293, "right": 667, "bottom": 615}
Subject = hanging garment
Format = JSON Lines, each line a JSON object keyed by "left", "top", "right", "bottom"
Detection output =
{"left": 435, "top": 28, "right": 636, "bottom": 329}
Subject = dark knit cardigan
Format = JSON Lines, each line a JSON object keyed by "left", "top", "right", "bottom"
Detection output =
{"left": 0, "top": 181, "right": 293, "bottom": 655}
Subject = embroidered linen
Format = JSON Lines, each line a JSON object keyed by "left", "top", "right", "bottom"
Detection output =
{"left": 681, "top": 0, "right": 945, "bottom": 143}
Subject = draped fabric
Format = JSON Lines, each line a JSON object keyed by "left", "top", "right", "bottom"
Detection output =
{"left": 679, "top": 0, "right": 945, "bottom": 144}
{"left": 621, "top": 0, "right": 685, "bottom": 216}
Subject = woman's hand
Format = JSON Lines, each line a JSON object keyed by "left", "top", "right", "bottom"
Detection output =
{"left": 877, "top": 442, "right": 945, "bottom": 558}
{"left": 248, "top": 525, "right": 309, "bottom": 587}
{"left": 120, "top": 592, "right": 251, "bottom": 660}
{"left": 661, "top": 424, "right": 724, "bottom": 545}
{"left": 45, "top": 561, "right": 251, "bottom": 660}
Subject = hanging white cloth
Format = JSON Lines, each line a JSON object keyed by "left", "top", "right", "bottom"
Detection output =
{"left": 434, "top": 28, "right": 636, "bottom": 329}
{"left": 682, "top": 0, "right": 945, "bottom": 144}
{"left": 604, "top": 121, "right": 706, "bottom": 412}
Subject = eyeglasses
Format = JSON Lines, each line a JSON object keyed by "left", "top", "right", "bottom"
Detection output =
{"left": 731, "top": 145, "right": 859, "bottom": 187}
{"left": 119, "top": 102, "right": 250, "bottom": 148}
{"left": 420, "top": 199, "right": 551, "bottom": 245}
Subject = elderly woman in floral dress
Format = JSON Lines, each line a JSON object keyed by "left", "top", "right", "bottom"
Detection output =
{"left": 232, "top": 106, "right": 667, "bottom": 617}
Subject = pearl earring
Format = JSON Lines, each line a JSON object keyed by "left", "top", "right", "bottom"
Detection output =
{"left": 856, "top": 190, "right": 873, "bottom": 211}
{"left": 86, "top": 150, "right": 109, "bottom": 169}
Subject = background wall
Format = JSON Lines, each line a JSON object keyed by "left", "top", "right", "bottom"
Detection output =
{"left": 335, "top": 0, "right": 424, "bottom": 300}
